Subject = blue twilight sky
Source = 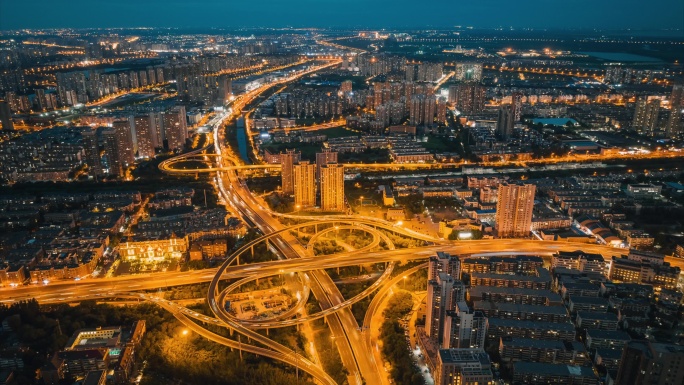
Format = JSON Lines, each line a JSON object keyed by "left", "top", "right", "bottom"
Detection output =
{"left": 1, "top": 0, "right": 683, "bottom": 32}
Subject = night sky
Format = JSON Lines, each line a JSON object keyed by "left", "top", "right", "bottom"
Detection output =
{"left": 1, "top": 0, "right": 683, "bottom": 32}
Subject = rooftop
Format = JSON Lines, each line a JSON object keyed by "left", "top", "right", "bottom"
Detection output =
{"left": 488, "top": 318, "right": 575, "bottom": 332}
{"left": 569, "top": 295, "right": 609, "bottom": 305}
{"left": 585, "top": 329, "right": 631, "bottom": 340}
{"left": 500, "top": 302, "right": 569, "bottom": 315}
{"left": 577, "top": 311, "right": 618, "bottom": 321}
{"left": 438, "top": 348, "right": 491, "bottom": 366}
{"left": 513, "top": 362, "right": 596, "bottom": 378}
{"left": 470, "top": 286, "right": 561, "bottom": 302}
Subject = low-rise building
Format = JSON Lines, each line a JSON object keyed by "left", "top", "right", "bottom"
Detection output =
{"left": 567, "top": 295, "right": 610, "bottom": 313}
{"left": 487, "top": 319, "right": 576, "bottom": 341}
{"left": 584, "top": 329, "right": 631, "bottom": 350}
{"left": 468, "top": 286, "right": 562, "bottom": 306}
{"left": 433, "top": 349, "right": 494, "bottom": 385}
{"left": 512, "top": 362, "right": 599, "bottom": 385}
{"left": 462, "top": 256, "right": 543, "bottom": 275}
{"left": 594, "top": 348, "right": 623, "bottom": 371}
{"left": 470, "top": 268, "right": 551, "bottom": 290}
{"left": 626, "top": 183, "right": 662, "bottom": 199}
{"left": 499, "top": 338, "right": 588, "bottom": 366}
{"left": 473, "top": 302, "right": 570, "bottom": 323}
{"left": 553, "top": 251, "right": 608, "bottom": 276}
{"left": 559, "top": 282, "right": 601, "bottom": 299}
{"left": 118, "top": 235, "right": 187, "bottom": 262}
{"left": 575, "top": 311, "right": 619, "bottom": 330}
{"left": 609, "top": 257, "right": 680, "bottom": 290}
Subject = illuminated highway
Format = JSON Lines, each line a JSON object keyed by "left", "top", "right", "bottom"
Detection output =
{"left": 5, "top": 45, "right": 678, "bottom": 385}
{"left": 207, "top": 57, "right": 377, "bottom": 385}
{"left": 0, "top": 239, "right": 635, "bottom": 305}
{"left": 159, "top": 151, "right": 684, "bottom": 175}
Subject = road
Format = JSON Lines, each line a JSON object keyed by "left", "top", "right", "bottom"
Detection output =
{"left": 7, "top": 44, "right": 682, "bottom": 384}
{"left": 158, "top": 150, "right": 684, "bottom": 175}
{"left": 268, "top": 118, "right": 346, "bottom": 133}
{"left": 362, "top": 263, "right": 428, "bottom": 385}
{"left": 207, "top": 57, "right": 376, "bottom": 385}
{"left": 1, "top": 238, "right": 634, "bottom": 304}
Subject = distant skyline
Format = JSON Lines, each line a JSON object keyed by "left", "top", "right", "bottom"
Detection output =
{"left": 1, "top": 0, "right": 683, "bottom": 34}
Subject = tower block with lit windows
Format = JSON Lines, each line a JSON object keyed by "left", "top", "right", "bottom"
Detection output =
{"left": 495, "top": 182, "right": 536, "bottom": 238}
{"left": 319, "top": 162, "right": 345, "bottom": 212}
{"left": 293, "top": 161, "right": 316, "bottom": 208}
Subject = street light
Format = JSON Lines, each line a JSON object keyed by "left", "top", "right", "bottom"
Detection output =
{"left": 182, "top": 329, "right": 189, "bottom": 336}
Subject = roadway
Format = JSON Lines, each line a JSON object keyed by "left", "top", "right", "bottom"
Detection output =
{"left": 1, "top": 238, "right": 634, "bottom": 304}
{"left": 158, "top": 150, "right": 684, "bottom": 175}
{"left": 9, "top": 43, "right": 681, "bottom": 384}
{"left": 268, "top": 118, "right": 347, "bottom": 134}
{"left": 121, "top": 292, "right": 338, "bottom": 385}
{"left": 208, "top": 57, "right": 375, "bottom": 384}
{"left": 0, "top": 231, "right": 639, "bottom": 384}
{"left": 362, "top": 263, "right": 428, "bottom": 385}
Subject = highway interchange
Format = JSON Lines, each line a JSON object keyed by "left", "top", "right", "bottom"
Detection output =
{"left": 1, "top": 52, "right": 679, "bottom": 385}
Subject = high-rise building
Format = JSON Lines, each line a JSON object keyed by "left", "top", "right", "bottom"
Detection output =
{"left": 410, "top": 94, "right": 438, "bottom": 126}
{"left": 605, "top": 65, "right": 626, "bottom": 84}
{"left": 410, "top": 94, "right": 426, "bottom": 126}
{"left": 149, "top": 112, "right": 164, "bottom": 148}
{"left": 155, "top": 67, "right": 165, "bottom": 84}
{"left": 495, "top": 182, "right": 536, "bottom": 238}
{"left": 35, "top": 89, "right": 48, "bottom": 111}
{"left": 511, "top": 92, "right": 523, "bottom": 121}
{"left": 315, "top": 149, "right": 338, "bottom": 182}
{"left": 373, "top": 82, "right": 386, "bottom": 109}
{"left": 147, "top": 68, "right": 157, "bottom": 85}
{"left": 434, "top": 349, "right": 493, "bottom": 385}
{"left": 4, "top": 92, "right": 19, "bottom": 112}
{"left": 443, "top": 302, "right": 488, "bottom": 349}
{"left": 339, "top": 80, "right": 353, "bottom": 95}
{"left": 455, "top": 63, "right": 483, "bottom": 82}
{"left": 615, "top": 341, "right": 684, "bottom": 385}
{"left": 405, "top": 64, "right": 416, "bottom": 82}
{"left": 138, "top": 70, "right": 148, "bottom": 87}
{"left": 496, "top": 105, "right": 515, "bottom": 140}
{"left": 0, "top": 100, "right": 13, "bottom": 131}
{"left": 133, "top": 115, "right": 156, "bottom": 158}
{"left": 436, "top": 97, "right": 447, "bottom": 124}
{"left": 280, "top": 149, "right": 301, "bottom": 195}
{"left": 320, "top": 163, "right": 345, "bottom": 211}
{"left": 424, "top": 95, "right": 437, "bottom": 126}
{"left": 666, "top": 80, "right": 684, "bottom": 139}
{"left": 448, "top": 83, "right": 486, "bottom": 114}
{"left": 81, "top": 129, "right": 103, "bottom": 176}
{"left": 164, "top": 106, "right": 188, "bottom": 151}
{"left": 112, "top": 120, "right": 135, "bottom": 166}
{"left": 632, "top": 97, "right": 661, "bottom": 135}
{"left": 429, "top": 251, "right": 461, "bottom": 281}
{"left": 293, "top": 161, "right": 316, "bottom": 208}
{"left": 102, "top": 129, "right": 124, "bottom": 177}
{"left": 426, "top": 273, "right": 466, "bottom": 344}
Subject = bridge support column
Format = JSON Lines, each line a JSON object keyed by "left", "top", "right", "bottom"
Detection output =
{"left": 238, "top": 335, "right": 243, "bottom": 361}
